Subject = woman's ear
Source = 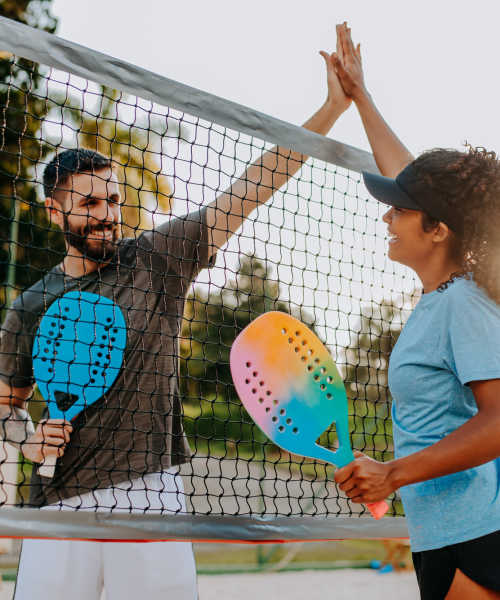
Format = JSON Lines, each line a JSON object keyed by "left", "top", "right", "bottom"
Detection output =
{"left": 433, "top": 222, "right": 452, "bottom": 244}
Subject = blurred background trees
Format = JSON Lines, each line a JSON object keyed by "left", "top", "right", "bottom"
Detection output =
{"left": 180, "top": 254, "right": 317, "bottom": 455}
{"left": 0, "top": 0, "right": 183, "bottom": 305}
{"left": 337, "top": 293, "right": 416, "bottom": 460}
{"left": 0, "top": 0, "right": 59, "bottom": 304}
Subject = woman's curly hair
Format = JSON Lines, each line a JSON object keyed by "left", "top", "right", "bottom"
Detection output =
{"left": 412, "top": 146, "right": 500, "bottom": 303}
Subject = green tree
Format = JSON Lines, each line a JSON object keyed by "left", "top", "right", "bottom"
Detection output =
{"left": 339, "top": 293, "right": 417, "bottom": 460}
{"left": 0, "top": 1, "right": 60, "bottom": 304}
{"left": 180, "top": 254, "right": 316, "bottom": 456}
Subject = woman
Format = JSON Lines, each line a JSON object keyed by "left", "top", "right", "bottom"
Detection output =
{"left": 329, "top": 23, "right": 500, "bottom": 600}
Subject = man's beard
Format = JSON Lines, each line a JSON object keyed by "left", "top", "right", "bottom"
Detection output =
{"left": 63, "top": 215, "right": 119, "bottom": 263}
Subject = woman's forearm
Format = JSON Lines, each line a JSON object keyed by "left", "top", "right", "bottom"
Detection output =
{"left": 355, "top": 92, "right": 414, "bottom": 178}
{"left": 389, "top": 409, "right": 500, "bottom": 490}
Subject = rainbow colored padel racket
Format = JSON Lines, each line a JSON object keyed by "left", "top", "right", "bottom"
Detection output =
{"left": 230, "top": 311, "right": 388, "bottom": 520}
{"left": 32, "top": 291, "right": 127, "bottom": 478}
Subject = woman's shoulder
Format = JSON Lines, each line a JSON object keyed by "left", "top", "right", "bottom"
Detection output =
{"left": 446, "top": 276, "right": 500, "bottom": 314}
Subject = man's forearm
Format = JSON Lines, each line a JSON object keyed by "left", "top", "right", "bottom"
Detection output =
{"left": 243, "top": 99, "right": 345, "bottom": 205}
{"left": 207, "top": 98, "right": 346, "bottom": 250}
{"left": 388, "top": 410, "right": 500, "bottom": 490}
{"left": 354, "top": 92, "right": 414, "bottom": 178}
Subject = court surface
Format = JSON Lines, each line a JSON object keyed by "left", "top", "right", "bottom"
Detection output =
{"left": 0, "top": 569, "right": 419, "bottom": 599}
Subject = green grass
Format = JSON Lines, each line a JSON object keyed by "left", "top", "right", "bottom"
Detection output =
{"left": 193, "top": 539, "right": 389, "bottom": 572}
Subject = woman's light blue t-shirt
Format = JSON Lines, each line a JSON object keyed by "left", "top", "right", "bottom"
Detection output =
{"left": 389, "top": 277, "right": 500, "bottom": 552}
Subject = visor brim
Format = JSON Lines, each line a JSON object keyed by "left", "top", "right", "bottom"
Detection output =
{"left": 362, "top": 172, "right": 421, "bottom": 211}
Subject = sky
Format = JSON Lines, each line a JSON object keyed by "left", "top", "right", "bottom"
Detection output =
{"left": 51, "top": 0, "right": 500, "bottom": 156}
{"left": 45, "top": 0, "right": 500, "bottom": 348}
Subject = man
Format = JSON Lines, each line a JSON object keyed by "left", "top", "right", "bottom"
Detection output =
{"left": 0, "top": 45, "right": 350, "bottom": 600}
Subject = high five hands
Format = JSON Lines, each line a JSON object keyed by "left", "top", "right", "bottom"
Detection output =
{"left": 319, "top": 39, "right": 352, "bottom": 113}
{"left": 320, "top": 22, "right": 368, "bottom": 106}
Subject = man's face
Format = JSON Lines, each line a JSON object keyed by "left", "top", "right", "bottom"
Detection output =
{"left": 53, "top": 168, "right": 122, "bottom": 263}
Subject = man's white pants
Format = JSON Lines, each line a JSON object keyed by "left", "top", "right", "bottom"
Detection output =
{"left": 14, "top": 470, "right": 197, "bottom": 600}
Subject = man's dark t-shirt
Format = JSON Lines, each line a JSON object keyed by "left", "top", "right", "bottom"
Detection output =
{"left": 0, "top": 209, "right": 212, "bottom": 506}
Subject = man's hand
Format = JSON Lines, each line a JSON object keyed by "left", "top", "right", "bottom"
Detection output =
{"left": 332, "top": 22, "right": 367, "bottom": 102}
{"left": 319, "top": 47, "right": 351, "bottom": 114}
{"left": 334, "top": 451, "right": 397, "bottom": 503}
{"left": 21, "top": 419, "right": 73, "bottom": 464}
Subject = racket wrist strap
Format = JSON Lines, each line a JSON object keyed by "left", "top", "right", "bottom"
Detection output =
{"left": 0, "top": 405, "right": 35, "bottom": 451}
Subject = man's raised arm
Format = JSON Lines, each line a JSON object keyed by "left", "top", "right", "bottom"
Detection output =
{"left": 206, "top": 44, "right": 352, "bottom": 254}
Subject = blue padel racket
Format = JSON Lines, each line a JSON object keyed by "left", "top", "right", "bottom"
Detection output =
{"left": 32, "top": 291, "right": 127, "bottom": 478}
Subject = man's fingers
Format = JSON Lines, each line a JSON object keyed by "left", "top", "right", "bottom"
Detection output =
{"left": 339, "top": 23, "right": 352, "bottom": 62}
{"left": 41, "top": 420, "right": 72, "bottom": 432}
{"left": 41, "top": 418, "right": 69, "bottom": 426}
{"left": 356, "top": 43, "right": 362, "bottom": 63}
{"left": 39, "top": 424, "right": 72, "bottom": 445}
{"left": 331, "top": 54, "right": 347, "bottom": 77}
{"left": 335, "top": 24, "right": 344, "bottom": 64}
{"left": 41, "top": 436, "right": 67, "bottom": 447}
{"left": 319, "top": 50, "right": 331, "bottom": 69}
{"left": 41, "top": 424, "right": 71, "bottom": 438}
{"left": 39, "top": 443, "right": 66, "bottom": 458}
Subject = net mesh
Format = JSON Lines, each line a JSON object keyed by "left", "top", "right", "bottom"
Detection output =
{"left": 0, "top": 49, "right": 419, "bottom": 531}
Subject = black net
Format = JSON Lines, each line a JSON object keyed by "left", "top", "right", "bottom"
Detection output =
{"left": 0, "top": 48, "right": 419, "bottom": 535}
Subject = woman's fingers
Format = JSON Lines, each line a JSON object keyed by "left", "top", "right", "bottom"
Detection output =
{"left": 346, "top": 26, "right": 357, "bottom": 56}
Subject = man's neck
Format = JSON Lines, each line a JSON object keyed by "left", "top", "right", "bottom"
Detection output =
{"left": 60, "top": 249, "right": 107, "bottom": 278}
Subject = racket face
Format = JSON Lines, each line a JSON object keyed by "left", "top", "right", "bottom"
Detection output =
{"left": 32, "top": 291, "right": 127, "bottom": 421}
{"left": 230, "top": 312, "right": 349, "bottom": 458}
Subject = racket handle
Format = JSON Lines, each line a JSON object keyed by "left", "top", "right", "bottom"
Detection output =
{"left": 366, "top": 500, "right": 389, "bottom": 520}
{"left": 37, "top": 455, "right": 57, "bottom": 479}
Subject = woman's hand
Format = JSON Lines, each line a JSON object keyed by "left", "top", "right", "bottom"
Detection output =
{"left": 334, "top": 451, "right": 397, "bottom": 503}
{"left": 332, "top": 22, "right": 367, "bottom": 103}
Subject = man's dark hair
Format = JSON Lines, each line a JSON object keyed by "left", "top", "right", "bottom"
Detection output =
{"left": 43, "top": 148, "right": 112, "bottom": 199}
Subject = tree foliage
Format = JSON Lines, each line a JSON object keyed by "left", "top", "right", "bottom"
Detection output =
{"left": 0, "top": 2, "right": 187, "bottom": 305}
{"left": 180, "top": 254, "right": 316, "bottom": 455}
{"left": 337, "top": 293, "right": 417, "bottom": 459}
{"left": 0, "top": 0, "right": 60, "bottom": 300}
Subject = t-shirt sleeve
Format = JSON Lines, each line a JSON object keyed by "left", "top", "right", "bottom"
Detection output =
{"left": 137, "top": 206, "right": 215, "bottom": 282}
{"left": 448, "top": 285, "right": 500, "bottom": 385}
{"left": 0, "top": 306, "right": 34, "bottom": 388}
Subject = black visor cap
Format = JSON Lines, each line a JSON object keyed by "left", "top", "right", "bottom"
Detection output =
{"left": 362, "top": 162, "right": 461, "bottom": 233}
{"left": 362, "top": 171, "right": 421, "bottom": 211}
